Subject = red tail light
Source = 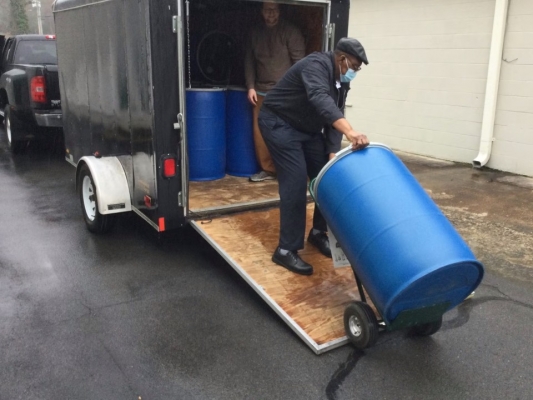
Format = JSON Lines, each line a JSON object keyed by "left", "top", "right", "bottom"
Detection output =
{"left": 31, "top": 76, "right": 47, "bottom": 103}
{"left": 163, "top": 158, "right": 176, "bottom": 178}
{"left": 144, "top": 195, "right": 153, "bottom": 208}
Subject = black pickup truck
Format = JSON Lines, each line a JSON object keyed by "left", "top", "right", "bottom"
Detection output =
{"left": 0, "top": 34, "right": 62, "bottom": 153}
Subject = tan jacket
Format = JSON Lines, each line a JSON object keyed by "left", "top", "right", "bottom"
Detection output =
{"left": 245, "top": 19, "right": 305, "bottom": 93}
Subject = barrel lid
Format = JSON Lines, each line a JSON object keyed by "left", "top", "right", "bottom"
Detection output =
{"left": 312, "top": 143, "right": 392, "bottom": 204}
{"left": 186, "top": 88, "right": 226, "bottom": 92}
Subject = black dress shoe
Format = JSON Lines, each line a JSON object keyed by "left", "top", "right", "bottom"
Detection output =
{"left": 307, "top": 230, "right": 332, "bottom": 258}
{"left": 272, "top": 247, "right": 313, "bottom": 276}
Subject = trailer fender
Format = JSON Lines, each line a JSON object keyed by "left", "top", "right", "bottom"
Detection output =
{"left": 76, "top": 156, "right": 132, "bottom": 215}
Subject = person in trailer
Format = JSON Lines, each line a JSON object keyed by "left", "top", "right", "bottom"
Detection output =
{"left": 245, "top": 0, "right": 305, "bottom": 182}
{"left": 259, "top": 37, "right": 370, "bottom": 275}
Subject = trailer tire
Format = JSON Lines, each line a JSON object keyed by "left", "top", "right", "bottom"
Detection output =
{"left": 4, "top": 105, "right": 24, "bottom": 154}
{"left": 79, "top": 164, "right": 116, "bottom": 234}
{"left": 412, "top": 317, "right": 443, "bottom": 337}
{"left": 344, "top": 301, "right": 379, "bottom": 350}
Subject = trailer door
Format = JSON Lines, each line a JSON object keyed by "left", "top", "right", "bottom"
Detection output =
{"left": 175, "top": 0, "right": 189, "bottom": 213}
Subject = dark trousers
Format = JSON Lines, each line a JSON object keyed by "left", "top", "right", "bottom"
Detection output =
{"left": 258, "top": 108, "right": 328, "bottom": 251}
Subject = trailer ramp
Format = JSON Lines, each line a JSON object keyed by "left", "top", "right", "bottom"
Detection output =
{"left": 191, "top": 204, "right": 366, "bottom": 354}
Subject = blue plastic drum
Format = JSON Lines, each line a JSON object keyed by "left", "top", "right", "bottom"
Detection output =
{"left": 186, "top": 88, "right": 226, "bottom": 181}
{"left": 226, "top": 87, "right": 259, "bottom": 177}
{"left": 311, "top": 144, "right": 484, "bottom": 325}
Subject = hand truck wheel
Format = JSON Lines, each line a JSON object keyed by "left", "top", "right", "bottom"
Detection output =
{"left": 412, "top": 317, "right": 443, "bottom": 336}
{"left": 343, "top": 301, "right": 379, "bottom": 350}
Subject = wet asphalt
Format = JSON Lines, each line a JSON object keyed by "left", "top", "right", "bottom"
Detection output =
{"left": 1, "top": 128, "right": 533, "bottom": 400}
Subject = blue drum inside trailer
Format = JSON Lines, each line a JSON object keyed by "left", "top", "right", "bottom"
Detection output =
{"left": 186, "top": 88, "right": 226, "bottom": 181}
{"left": 312, "top": 144, "right": 484, "bottom": 327}
{"left": 226, "top": 87, "right": 259, "bottom": 177}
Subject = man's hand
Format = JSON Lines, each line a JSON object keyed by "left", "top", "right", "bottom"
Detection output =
{"left": 329, "top": 153, "right": 336, "bottom": 160}
{"left": 247, "top": 89, "right": 257, "bottom": 106}
{"left": 332, "top": 118, "right": 369, "bottom": 151}
{"left": 345, "top": 129, "right": 369, "bottom": 151}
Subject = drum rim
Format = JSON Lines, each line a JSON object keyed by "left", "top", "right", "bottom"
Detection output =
{"left": 313, "top": 142, "right": 392, "bottom": 199}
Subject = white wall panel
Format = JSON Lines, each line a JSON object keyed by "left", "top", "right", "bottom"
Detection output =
{"left": 494, "top": 0, "right": 533, "bottom": 175}
{"left": 347, "top": 0, "right": 495, "bottom": 164}
{"left": 498, "top": 80, "right": 533, "bottom": 97}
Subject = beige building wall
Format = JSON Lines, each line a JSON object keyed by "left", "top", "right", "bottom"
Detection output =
{"left": 345, "top": 0, "right": 532, "bottom": 177}
{"left": 491, "top": 0, "right": 533, "bottom": 176}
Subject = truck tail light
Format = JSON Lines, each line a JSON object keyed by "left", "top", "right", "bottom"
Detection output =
{"left": 163, "top": 158, "right": 176, "bottom": 178}
{"left": 31, "top": 76, "right": 47, "bottom": 103}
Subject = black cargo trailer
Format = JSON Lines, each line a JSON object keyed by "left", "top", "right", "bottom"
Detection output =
{"left": 53, "top": 0, "right": 356, "bottom": 354}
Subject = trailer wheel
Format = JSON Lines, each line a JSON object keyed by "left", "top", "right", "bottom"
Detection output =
{"left": 344, "top": 301, "right": 379, "bottom": 350}
{"left": 79, "top": 164, "right": 116, "bottom": 234}
{"left": 4, "top": 105, "right": 24, "bottom": 154}
{"left": 412, "top": 317, "right": 443, "bottom": 337}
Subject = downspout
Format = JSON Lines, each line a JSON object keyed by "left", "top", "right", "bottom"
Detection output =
{"left": 473, "top": 0, "right": 510, "bottom": 168}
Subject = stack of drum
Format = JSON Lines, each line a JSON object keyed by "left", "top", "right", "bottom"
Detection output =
{"left": 186, "top": 87, "right": 259, "bottom": 181}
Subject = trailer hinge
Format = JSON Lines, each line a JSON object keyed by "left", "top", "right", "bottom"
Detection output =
{"left": 173, "top": 114, "right": 182, "bottom": 131}
{"left": 328, "top": 23, "right": 334, "bottom": 38}
{"left": 178, "top": 191, "right": 184, "bottom": 207}
{"left": 328, "top": 23, "right": 336, "bottom": 51}
{"left": 174, "top": 113, "right": 183, "bottom": 140}
{"left": 172, "top": 15, "right": 177, "bottom": 33}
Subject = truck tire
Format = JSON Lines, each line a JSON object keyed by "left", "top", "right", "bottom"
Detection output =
{"left": 78, "top": 164, "right": 117, "bottom": 234}
{"left": 4, "top": 105, "right": 24, "bottom": 154}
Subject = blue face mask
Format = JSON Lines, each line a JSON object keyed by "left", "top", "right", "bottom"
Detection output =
{"left": 340, "top": 58, "right": 357, "bottom": 83}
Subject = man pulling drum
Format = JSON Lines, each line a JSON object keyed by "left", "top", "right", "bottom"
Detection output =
{"left": 259, "top": 37, "right": 370, "bottom": 275}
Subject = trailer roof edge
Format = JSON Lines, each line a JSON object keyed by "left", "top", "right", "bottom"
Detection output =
{"left": 53, "top": 0, "right": 331, "bottom": 13}
{"left": 53, "top": 0, "right": 114, "bottom": 13}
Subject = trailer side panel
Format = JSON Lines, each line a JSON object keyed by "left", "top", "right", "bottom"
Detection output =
{"left": 146, "top": 0, "right": 184, "bottom": 230}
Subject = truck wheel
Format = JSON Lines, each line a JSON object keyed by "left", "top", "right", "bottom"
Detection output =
{"left": 78, "top": 164, "right": 116, "bottom": 234}
{"left": 4, "top": 105, "right": 24, "bottom": 154}
{"left": 344, "top": 301, "right": 379, "bottom": 350}
{"left": 412, "top": 317, "right": 443, "bottom": 337}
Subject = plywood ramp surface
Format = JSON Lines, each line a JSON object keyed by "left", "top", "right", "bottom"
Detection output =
{"left": 192, "top": 203, "right": 370, "bottom": 354}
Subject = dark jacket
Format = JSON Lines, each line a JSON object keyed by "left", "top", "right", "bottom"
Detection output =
{"left": 262, "top": 51, "right": 349, "bottom": 154}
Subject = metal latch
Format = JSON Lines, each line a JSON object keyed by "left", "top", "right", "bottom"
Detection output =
{"left": 178, "top": 191, "right": 184, "bottom": 207}
{"left": 172, "top": 16, "right": 177, "bottom": 33}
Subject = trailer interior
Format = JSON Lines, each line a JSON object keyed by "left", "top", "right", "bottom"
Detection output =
{"left": 185, "top": 0, "right": 329, "bottom": 216}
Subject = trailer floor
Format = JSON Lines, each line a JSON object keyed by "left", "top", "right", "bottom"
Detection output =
{"left": 189, "top": 175, "right": 279, "bottom": 212}
{"left": 191, "top": 203, "right": 371, "bottom": 354}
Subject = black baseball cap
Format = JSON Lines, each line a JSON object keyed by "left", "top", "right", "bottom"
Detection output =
{"left": 336, "top": 37, "right": 369, "bottom": 65}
